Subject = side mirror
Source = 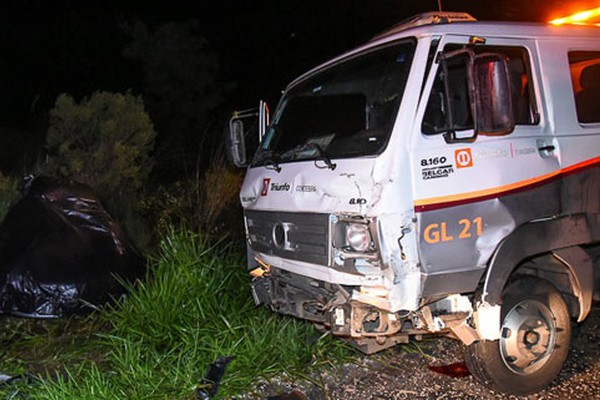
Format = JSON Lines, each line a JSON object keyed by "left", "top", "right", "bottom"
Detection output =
{"left": 228, "top": 119, "right": 247, "bottom": 167}
{"left": 472, "top": 54, "right": 515, "bottom": 135}
{"left": 437, "top": 49, "right": 515, "bottom": 143}
{"left": 226, "top": 101, "right": 270, "bottom": 168}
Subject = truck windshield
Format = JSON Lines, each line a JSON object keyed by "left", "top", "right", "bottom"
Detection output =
{"left": 253, "top": 40, "right": 416, "bottom": 167}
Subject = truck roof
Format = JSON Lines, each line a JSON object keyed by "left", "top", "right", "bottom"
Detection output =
{"left": 373, "top": 20, "right": 600, "bottom": 42}
{"left": 288, "top": 16, "right": 600, "bottom": 90}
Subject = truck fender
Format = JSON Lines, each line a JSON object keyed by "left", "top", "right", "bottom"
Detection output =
{"left": 552, "top": 246, "right": 593, "bottom": 322}
{"left": 480, "top": 214, "right": 592, "bottom": 317}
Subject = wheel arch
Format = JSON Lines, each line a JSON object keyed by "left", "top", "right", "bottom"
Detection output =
{"left": 480, "top": 214, "right": 595, "bottom": 322}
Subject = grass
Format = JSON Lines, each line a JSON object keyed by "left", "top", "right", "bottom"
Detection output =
{"left": 0, "top": 229, "right": 353, "bottom": 399}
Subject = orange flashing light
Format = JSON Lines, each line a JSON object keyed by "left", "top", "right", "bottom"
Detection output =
{"left": 550, "top": 6, "right": 600, "bottom": 26}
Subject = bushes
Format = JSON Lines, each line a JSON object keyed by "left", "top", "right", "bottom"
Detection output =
{"left": 0, "top": 173, "right": 19, "bottom": 221}
{"left": 39, "top": 91, "right": 243, "bottom": 247}
{"left": 143, "top": 152, "right": 244, "bottom": 239}
{"left": 39, "top": 91, "right": 157, "bottom": 248}
{"left": 43, "top": 92, "right": 156, "bottom": 196}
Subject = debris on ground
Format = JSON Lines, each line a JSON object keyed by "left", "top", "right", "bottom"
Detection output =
{"left": 197, "top": 355, "right": 235, "bottom": 399}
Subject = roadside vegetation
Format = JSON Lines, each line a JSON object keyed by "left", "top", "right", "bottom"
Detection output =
{"left": 0, "top": 87, "right": 354, "bottom": 399}
{"left": 0, "top": 23, "right": 357, "bottom": 396}
{"left": 0, "top": 230, "right": 352, "bottom": 399}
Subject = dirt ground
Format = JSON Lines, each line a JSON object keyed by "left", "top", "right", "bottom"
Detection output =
{"left": 247, "top": 301, "right": 600, "bottom": 400}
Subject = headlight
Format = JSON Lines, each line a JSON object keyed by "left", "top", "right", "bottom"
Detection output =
{"left": 332, "top": 215, "right": 377, "bottom": 255}
{"left": 346, "top": 223, "right": 372, "bottom": 252}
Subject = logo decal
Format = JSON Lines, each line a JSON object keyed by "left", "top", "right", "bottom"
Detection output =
{"left": 296, "top": 185, "right": 317, "bottom": 193}
{"left": 420, "top": 154, "right": 454, "bottom": 180}
{"left": 455, "top": 148, "right": 473, "bottom": 169}
{"left": 261, "top": 178, "right": 271, "bottom": 196}
{"left": 270, "top": 182, "right": 290, "bottom": 192}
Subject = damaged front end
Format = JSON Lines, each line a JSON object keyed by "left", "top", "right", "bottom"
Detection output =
{"left": 250, "top": 264, "right": 480, "bottom": 353}
{"left": 245, "top": 209, "right": 479, "bottom": 354}
{"left": 250, "top": 265, "right": 410, "bottom": 353}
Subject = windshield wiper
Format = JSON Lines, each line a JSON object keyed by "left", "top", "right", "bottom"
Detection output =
{"left": 262, "top": 152, "right": 281, "bottom": 173}
{"left": 279, "top": 142, "right": 337, "bottom": 170}
{"left": 306, "top": 143, "right": 337, "bottom": 170}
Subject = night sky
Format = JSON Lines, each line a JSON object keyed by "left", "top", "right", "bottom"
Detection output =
{"left": 0, "top": 0, "right": 597, "bottom": 172}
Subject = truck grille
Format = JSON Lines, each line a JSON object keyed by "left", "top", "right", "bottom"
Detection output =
{"left": 244, "top": 210, "right": 330, "bottom": 266}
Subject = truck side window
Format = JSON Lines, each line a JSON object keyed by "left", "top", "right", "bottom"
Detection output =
{"left": 569, "top": 51, "right": 600, "bottom": 124}
{"left": 422, "top": 45, "right": 537, "bottom": 135}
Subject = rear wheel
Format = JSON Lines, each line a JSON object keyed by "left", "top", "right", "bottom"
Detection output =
{"left": 465, "top": 276, "right": 571, "bottom": 395}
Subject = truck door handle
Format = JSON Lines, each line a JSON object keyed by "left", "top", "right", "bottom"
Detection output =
{"left": 538, "top": 145, "right": 555, "bottom": 152}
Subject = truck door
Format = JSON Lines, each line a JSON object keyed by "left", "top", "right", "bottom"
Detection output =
{"left": 549, "top": 45, "right": 600, "bottom": 216}
{"left": 411, "top": 36, "right": 559, "bottom": 297}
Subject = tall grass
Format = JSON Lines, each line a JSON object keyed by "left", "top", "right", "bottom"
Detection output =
{"left": 144, "top": 152, "right": 244, "bottom": 240}
{"left": 4, "top": 229, "right": 350, "bottom": 399}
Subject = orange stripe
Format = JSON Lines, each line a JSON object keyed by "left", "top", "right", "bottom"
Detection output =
{"left": 414, "top": 156, "right": 600, "bottom": 209}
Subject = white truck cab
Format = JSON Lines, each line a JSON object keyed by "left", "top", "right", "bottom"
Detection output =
{"left": 227, "top": 12, "right": 600, "bottom": 395}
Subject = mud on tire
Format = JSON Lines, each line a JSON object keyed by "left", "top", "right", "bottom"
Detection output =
{"left": 464, "top": 276, "right": 571, "bottom": 395}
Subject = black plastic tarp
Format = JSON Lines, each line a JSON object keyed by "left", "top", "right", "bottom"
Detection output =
{"left": 0, "top": 176, "right": 146, "bottom": 318}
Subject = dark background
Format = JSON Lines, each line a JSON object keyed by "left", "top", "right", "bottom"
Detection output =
{"left": 0, "top": 0, "right": 596, "bottom": 173}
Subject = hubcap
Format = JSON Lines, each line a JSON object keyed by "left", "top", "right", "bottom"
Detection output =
{"left": 499, "top": 299, "right": 557, "bottom": 375}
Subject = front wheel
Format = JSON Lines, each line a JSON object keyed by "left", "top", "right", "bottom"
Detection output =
{"left": 465, "top": 276, "right": 571, "bottom": 395}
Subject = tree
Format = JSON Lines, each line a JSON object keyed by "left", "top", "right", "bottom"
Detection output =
{"left": 41, "top": 92, "right": 157, "bottom": 247}
{"left": 43, "top": 91, "right": 156, "bottom": 196}
{"left": 123, "top": 21, "right": 231, "bottom": 180}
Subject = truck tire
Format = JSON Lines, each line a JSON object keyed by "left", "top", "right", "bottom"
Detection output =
{"left": 464, "top": 276, "right": 571, "bottom": 395}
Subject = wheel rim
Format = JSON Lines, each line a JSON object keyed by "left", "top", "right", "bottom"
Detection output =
{"left": 499, "top": 299, "right": 557, "bottom": 375}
